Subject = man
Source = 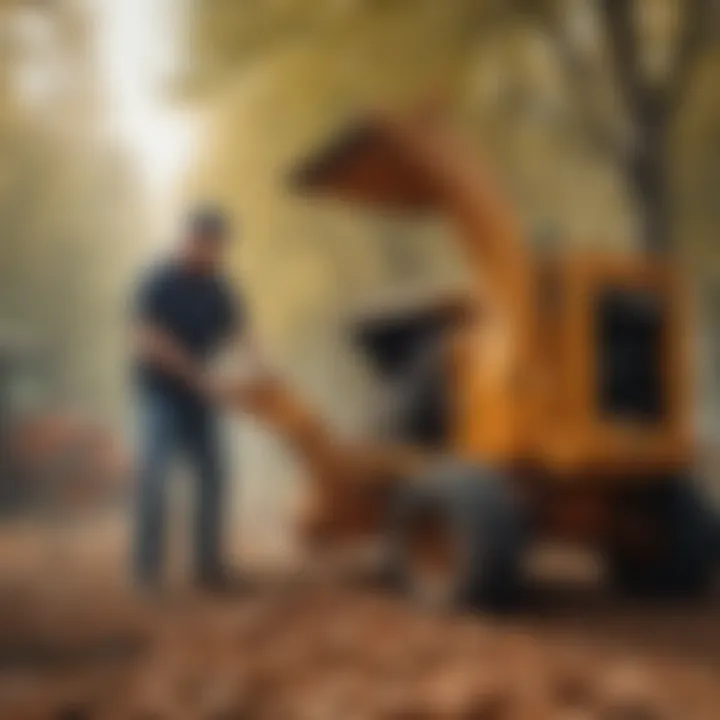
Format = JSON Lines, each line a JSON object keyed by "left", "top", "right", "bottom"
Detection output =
{"left": 132, "top": 207, "right": 246, "bottom": 591}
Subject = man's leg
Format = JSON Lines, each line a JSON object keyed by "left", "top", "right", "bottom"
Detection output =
{"left": 133, "top": 396, "right": 177, "bottom": 588}
{"left": 185, "top": 409, "right": 226, "bottom": 584}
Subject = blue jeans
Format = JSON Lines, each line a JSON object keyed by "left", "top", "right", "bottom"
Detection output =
{"left": 133, "top": 393, "right": 225, "bottom": 586}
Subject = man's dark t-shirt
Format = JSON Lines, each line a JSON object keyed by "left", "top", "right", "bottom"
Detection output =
{"left": 134, "top": 262, "right": 242, "bottom": 407}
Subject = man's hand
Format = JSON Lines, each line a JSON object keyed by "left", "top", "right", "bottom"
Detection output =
{"left": 199, "top": 373, "right": 236, "bottom": 406}
{"left": 202, "top": 362, "right": 279, "bottom": 412}
{"left": 134, "top": 324, "right": 203, "bottom": 390}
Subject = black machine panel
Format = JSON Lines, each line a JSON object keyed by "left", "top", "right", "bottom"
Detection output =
{"left": 353, "top": 311, "right": 451, "bottom": 447}
{"left": 595, "top": 287, "right": 667, "bottom": 424}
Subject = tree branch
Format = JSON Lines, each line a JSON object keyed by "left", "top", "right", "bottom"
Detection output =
{"left": 513, "top": 1, "right": 630, "bottom": 161}
{"left": 598, "top": 0, "right": 646, "bottom": 121}
{"left": 668, "top": 0, "right": 720, "bottom": 112}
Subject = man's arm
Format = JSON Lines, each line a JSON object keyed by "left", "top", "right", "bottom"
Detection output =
{"left": 220, "top": 283, "right": 269, "bottom": 376}
{"left": 133, "top": 323, "right": 205, "bottom": 392}
{"left": 209, "top": 329, "right": 277, "bottom": 409}
{"left": 213, "top": 325, "right": 270, "bottom": 389}
{"left": 207, "top": 284, "right": 274, "bottom": 405}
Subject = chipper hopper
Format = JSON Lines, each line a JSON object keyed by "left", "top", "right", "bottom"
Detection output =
{"left": 228, "top": 111, "right": 717, "bottom": 609}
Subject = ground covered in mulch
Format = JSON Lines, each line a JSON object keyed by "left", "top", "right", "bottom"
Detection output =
{"left": 0, "top": 520, "right": 718, "bottom": 719}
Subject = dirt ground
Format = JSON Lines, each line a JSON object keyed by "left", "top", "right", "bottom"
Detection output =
{"left": 0, "top": 515, "right": 718, "bottom": 720}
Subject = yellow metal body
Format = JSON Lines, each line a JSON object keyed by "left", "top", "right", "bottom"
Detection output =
{"left": 452, "top": 253, "right": 691, "bottom": 480}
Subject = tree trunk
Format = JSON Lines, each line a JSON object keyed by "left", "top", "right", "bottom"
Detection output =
{"left": 629, "top": 119, "right": 671, "bottom": 254}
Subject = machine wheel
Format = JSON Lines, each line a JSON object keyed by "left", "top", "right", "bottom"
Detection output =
{"left": 390, "top": 461, "right": 528, "bottom": 612}
{"left": 608, "top": 478, "right": 716, "bottom": 599}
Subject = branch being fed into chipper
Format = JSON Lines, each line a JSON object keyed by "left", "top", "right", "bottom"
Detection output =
{"left": 220, "top": 370, "right": 427, "bottom": 542}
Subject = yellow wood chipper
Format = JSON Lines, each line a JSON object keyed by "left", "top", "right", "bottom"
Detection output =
{"left": 229, "top": 111, "right": 717, "bottom": 610}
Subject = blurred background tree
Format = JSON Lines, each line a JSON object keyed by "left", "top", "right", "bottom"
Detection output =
{"left": 0, "top": 0, "right": 145, "bottom": 420}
